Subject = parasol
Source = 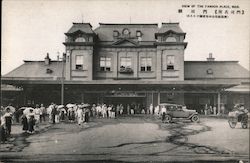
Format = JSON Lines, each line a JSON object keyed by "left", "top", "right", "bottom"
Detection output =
{"left": 82, "top": 104, "right": 90, "bottom": 108}
{"left": 19, "top": 107, "right": 27, "bottom": 110}
{"left": 57, "top": 105, "right": 64, "bottom": 109}
{"left": 23, "top": 107, "right": 34, "bottom": 115}
{"left": 5, "top": 106, "right": 16, "bottom": 113}
{"left": 66, "top": 103, "right": 75, "bottom": 108}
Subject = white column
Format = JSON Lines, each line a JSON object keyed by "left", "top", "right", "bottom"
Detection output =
{"left": 217, "top": 92, "right": 221, "bottom": 115}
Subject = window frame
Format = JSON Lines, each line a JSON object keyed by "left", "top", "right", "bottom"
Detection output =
{"left": 113, "top": 30, "right": 119, "bottom": 37}
{"left": 136, "top": 31, "right": 142, "bottom": 37}
{"left": 140, "top": 57, "right": 152, "bottom": 72}
{"left": 120, "top": 57, "right": 132, "bottom": 68}
{"left": 100, "top": 56, "right": 111, "bottom": 72}
{"left": 166, "top": 55, "right": 175, "bottom": 70}
{"left": 75, "top": 55, "right": 84, "bottom": 70}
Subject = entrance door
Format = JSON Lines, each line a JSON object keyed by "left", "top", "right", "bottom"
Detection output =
{"left": 104, "top": 97, "right": 146, "bottom": 114}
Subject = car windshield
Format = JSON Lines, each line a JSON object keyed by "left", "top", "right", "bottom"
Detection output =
{"left": 182, "top": 106, "right": 188, "bottom": 111}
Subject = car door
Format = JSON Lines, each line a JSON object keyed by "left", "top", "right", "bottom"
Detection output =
{"left": 172, "top": 106, "right": 189, "bottom": 118}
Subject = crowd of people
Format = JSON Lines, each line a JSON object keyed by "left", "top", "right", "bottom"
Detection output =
{"left": 0, "top": 102, "right": 163, "bottom": 143}
{"left": 2, "top": 102, "right": 242, "bottom": 143}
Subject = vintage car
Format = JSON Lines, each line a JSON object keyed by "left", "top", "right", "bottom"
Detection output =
{"left": 159, "top": 103, "right": 199, "bottom": 122}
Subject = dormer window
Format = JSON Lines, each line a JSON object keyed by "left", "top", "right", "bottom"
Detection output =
{"left": 136, "top": 31, "right": 142, "bottom": 37}
{"left": 113, "top": 31, "right": 119, "bottom": 37}
{"left": 75, "top": 37, "right": 86, "bottom": 42}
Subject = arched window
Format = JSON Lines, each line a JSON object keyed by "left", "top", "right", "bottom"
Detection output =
{"left": 75, "top": 37, "right": 86, "bottom": 42}
{"left": 165, "top": 36, "right": 177, "bottom": 42}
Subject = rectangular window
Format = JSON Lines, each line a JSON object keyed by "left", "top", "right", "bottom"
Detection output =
{"left": 166, "top": 55, "right": 174, "bottom": 70}
{"left": 140, "top": 57, "right": 152, "bottom": 71}
{"left": 113, "top": 31, "right": 119, "bottom": 37}
{"left": 75, "top": 55, "right": 84, "bottom": 70}
{"left": 100, "top": 57, "right": 111, "bottom": 71}
{"left": 120, "top": 57, "right": 132, "bottom": 68}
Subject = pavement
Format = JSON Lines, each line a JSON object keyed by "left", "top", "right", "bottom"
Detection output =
{"left": 0, "top": 115, "right": 249, "bottom": 162}
{"left": 0, "top": 122, "right": 51, "bottom": 152}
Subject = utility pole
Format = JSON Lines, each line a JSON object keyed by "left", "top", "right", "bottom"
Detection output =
{"left": 61, "top": 53, "right": 66, "bottom": 105}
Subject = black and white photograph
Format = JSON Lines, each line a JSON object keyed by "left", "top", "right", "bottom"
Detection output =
{"left": 1, "top": 0, "right": 249, "bottom": 162}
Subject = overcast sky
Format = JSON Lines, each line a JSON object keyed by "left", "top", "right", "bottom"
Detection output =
{"left": 2, "top": 0, "right": 250, "bottom": 75}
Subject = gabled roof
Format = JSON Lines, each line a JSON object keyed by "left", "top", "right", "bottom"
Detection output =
{"left": 4, "top": 61, "right": 63, "bottom": 79}
{"left": 66, "top": 23, "right": 95, "bottom": 35}
{"left": 157, "top": 23, "right": 185, "bottom": 34}
{"left": 3, "top": 60, "right": 249, "bottom": 81}
{"left": 184, "top": 61, "right": 250, "bottom": 79}
{"left": 94, "top": 23, "right": 158, "bottom": 41}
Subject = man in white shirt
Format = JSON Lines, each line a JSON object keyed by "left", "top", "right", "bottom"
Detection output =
{"left": 34, "top": 105, "right": 42, "bottom": 127}
{"left": 149, "top": 104, "right": 154, "bottom": 115}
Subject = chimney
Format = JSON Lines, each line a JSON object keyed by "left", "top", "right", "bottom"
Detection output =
{"left": 207, "top": 53, "right": 215, "bottom": 61}
{"left": 45, "top": 53, "right": 51, "bottom": 65}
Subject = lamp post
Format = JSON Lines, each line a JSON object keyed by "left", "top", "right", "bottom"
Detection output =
{"left": 61, "top": 53, "right": 66, "bottom": 105}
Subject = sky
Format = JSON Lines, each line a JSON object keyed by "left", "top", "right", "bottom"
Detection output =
{"left": 2, "top": 0, "right": 250, "bottom": 75}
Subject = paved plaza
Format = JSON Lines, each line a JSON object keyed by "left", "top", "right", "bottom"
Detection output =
{"left": 0, "top": 116, "right": 249, "bottom": 162}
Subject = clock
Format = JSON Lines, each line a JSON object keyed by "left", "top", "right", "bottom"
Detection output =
{"left": 123, "top": 29, "right": 129, "bottom": 35}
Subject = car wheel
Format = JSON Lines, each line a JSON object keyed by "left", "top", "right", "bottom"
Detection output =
{"left": 164, "top": 115, "right": 172, "bottom": 123}
{"left": 191, "top": 115, "right": 199, "bottom": 122}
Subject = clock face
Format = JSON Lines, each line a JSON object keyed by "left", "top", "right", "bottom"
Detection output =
{"left": 123, "top": 29, "right": 129, "bottom": 35}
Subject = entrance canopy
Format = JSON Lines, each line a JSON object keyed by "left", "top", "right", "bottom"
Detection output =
{"left": 2, "top": 77, "right": 240, "bottom": 92}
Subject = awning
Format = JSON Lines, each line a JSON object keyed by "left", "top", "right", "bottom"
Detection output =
{"left": 1, "top": 77, "right": 240, "bottom": 92}
{"left": 225, "top": 85, "right": 250, "bottom": 93}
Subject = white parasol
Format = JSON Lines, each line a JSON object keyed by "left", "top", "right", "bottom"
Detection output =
{"left": 82, "top": 104, "right": 90, "bottom": 108}
{"left": 5, "top": 106, "right": 16, "bottom": 113}
{"left": 66, "top": 103, "right": 75, "bottom": 108}
{"left": 23, "top": 107, "right": 34, "bottom": 115}
{"left": 19, "top": 107, "right": 27, "bottom": 110}
{"left": 57, "top": 105, "right": 64, "bottom": 109}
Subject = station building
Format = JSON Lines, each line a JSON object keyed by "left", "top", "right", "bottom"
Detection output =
{"left": 2, "top": 22, "right": 249, "bottom": 113}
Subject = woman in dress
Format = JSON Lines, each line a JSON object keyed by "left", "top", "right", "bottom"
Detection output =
{"left": 3, "top": 108, "right": 13, "bottom": 137}
{"left": 67, "top": 107, "right": 73, "bottom": 122}
{"left": 76, "top": 107, "right": 83, "bottom": 125}
{"left": 34, "top": 105, "right": 42, "bottom": 128}
{"left": 21, "top": 114, "right": 28, "bottom": 132}
{"left": 0, "top": 116, "right": 7, "bottom": 142}
{"left": 27, "top": 109, "right": 35, "bottom": 133}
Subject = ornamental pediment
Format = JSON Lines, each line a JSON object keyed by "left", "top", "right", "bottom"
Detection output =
{"left": 71, "top": 30, "right": 88, "bottom": 35}
{"left": 112, "top": 38, "right": 138, "bottom": 46}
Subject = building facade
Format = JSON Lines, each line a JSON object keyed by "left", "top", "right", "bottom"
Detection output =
{"left": 2, "top": 22, "right": 249, "bottom": 113}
